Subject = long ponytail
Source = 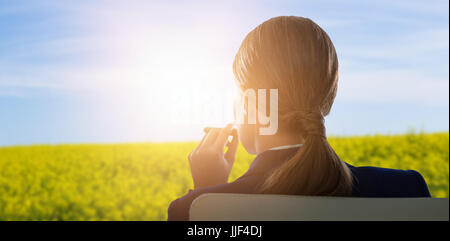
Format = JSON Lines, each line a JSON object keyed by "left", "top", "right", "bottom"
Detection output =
{"left": 257, "top": 110, "right": 353, "bottom": 195}
{"left": 233, "top": 16, "right": 353, "bottom": 196}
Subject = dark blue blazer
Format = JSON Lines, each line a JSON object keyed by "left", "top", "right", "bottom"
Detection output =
{"left": 168, "top": 147, "right": 431, "bottom": 221}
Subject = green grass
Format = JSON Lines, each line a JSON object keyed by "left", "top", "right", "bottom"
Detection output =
{"left": 0, "top": 132, "right": 448, "bottom": 220}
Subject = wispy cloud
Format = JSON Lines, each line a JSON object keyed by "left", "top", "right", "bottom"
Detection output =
{"left": 0, "top": 0, "right": 448, "bottom": 106}
{"left": 340, "top": 28, "right": 449, "bottom": 62}
{"left": 338, "top": 68, "right": 449, "bottom": 105}
{"left": 0, "top": 0, "right": 448, "bottom": 144}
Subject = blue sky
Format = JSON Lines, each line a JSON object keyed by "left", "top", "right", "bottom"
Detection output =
{"left": 0, "top": 0, "right": 448, "bottom": 146}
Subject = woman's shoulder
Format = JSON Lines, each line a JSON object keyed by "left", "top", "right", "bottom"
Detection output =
{"left": 345, "top": 163, "right": 431, "bottom": 198}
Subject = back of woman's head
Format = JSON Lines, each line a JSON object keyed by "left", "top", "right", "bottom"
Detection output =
{"left": 233, "top": 16, "right": 353, "bottom": 195}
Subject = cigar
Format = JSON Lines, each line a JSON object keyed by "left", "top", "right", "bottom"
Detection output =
{"left": 203, "top": 126, "right": 238, "bottom": 144}
{"left": 203, "top": 126, "right": 237, "bottom": 133}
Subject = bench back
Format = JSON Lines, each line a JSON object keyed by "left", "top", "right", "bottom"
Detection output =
{"left": 189, "top": 193, "right": 449, "bottom": 221}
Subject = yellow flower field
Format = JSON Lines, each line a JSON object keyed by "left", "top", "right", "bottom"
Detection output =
{"left": 0, "top": 132, "right": 448, "bottom": 220}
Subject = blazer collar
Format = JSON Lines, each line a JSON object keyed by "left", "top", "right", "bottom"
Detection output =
{"left": 245, "top": 147, "right": 300, "bottom": 177}
{"left": 245, "top": 146, "right": 355, "bottom": 178}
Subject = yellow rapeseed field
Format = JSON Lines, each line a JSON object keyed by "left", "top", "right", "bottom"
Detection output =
{"left": 0, "top": 132, "right": 448, "bottom": 220}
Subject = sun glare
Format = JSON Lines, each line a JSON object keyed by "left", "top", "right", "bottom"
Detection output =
{"left": 103, "top": 22, "right": 237, "bottom": 140}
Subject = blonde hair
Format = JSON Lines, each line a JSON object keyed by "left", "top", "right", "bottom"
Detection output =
{"left": 233, "top": 16, "right": 353, "bottom": 195}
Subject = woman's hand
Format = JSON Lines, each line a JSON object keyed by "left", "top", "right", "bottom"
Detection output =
{"left": 188, "top": 124, "right": 239, "bottom": 189}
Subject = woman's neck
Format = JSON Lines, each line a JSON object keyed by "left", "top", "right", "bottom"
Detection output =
{"left": 254, "top": 132, "right": 304, "bottom": 154}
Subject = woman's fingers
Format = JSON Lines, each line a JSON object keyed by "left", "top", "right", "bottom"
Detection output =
{"left": 190, "top": 127, "right": 216, "bottom": 160}
{"left": 191, "top": 131, "right": 209, "bottom": 157}
{"left": 215, "top": 124, "right": 234, "bottom": 149}
{"left": 201, "top": 124, "right": 237, "bottom": 159}
{"left": 188, "top": 125, "right": 238, "bottom": 189}
{"left": 224, "top": 128, "right": 239, "bottom": 166}
{"left": 203, "top": 127, "right": 221, "bottom": 147}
